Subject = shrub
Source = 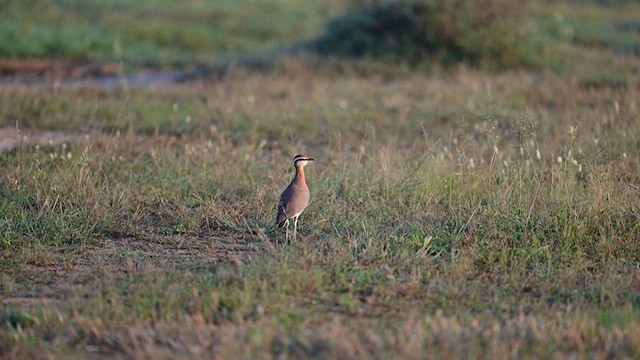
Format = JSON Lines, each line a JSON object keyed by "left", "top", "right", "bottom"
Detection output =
{"left": 309, "top": 0, "right": 557, "bottom": 70}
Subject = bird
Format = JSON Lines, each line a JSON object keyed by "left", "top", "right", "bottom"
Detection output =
{"left": 275, "top": 154, "right": 314, "bottom": 241}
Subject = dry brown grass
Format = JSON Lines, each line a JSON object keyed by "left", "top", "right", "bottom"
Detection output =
{"left": 0, "top": 57, "right": 639, "bottom": 358}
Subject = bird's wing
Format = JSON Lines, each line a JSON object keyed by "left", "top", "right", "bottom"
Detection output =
{"left": 275, "top": 199, "right": 288, "bottom": 227}
{"left": 275, "top": 186, "right": 292, "bottom": 227}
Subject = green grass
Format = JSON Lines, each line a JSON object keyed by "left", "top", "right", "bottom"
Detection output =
{"left": 0, "top": 0, "right": 345, "bottom": 67}
{"left": 1, "top": 59, "right": 639, "bottom": 357}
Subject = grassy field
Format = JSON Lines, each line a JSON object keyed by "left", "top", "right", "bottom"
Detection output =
{"left": 0, "top": 0, "right": 345, "bottom": 67}
{"left": 1, "top": 0, "right": 640, "bottom": 358}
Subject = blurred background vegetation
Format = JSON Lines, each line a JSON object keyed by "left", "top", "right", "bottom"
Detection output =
{"left": 0, "top": 0, "right": 344, "bottom": 67}
{"left": 0, "top": 0, "right": 639, "bottom": 72}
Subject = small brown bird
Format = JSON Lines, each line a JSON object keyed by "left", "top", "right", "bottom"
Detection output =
{"left": 275, "top": 154, "right": 314, "bottom": 241}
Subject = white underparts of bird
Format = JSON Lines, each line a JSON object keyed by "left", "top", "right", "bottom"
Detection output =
{"left": 275, "top": 154, "right": 314, "bottom": 241}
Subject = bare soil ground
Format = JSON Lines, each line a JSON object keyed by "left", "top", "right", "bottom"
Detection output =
{"left": 0, "top": 233, "right": 263, "bottom": 309}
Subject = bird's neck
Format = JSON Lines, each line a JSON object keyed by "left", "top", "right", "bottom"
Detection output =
{"left": 294, "top": 166, "right": 306, "bottom": 185}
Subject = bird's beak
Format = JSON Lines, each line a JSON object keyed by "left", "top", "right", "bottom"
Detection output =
{"left": 308, "top": 158, "right": 314, "bottom": 161}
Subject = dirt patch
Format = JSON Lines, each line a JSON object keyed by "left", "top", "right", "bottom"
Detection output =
{"left": 0, "top": 58, "right": 120, "bottom": 78}
{"left": 0, "top": 234, "right": 264, "bottom": 308}
{"left": 0, "top": 127, "right": 84, "bottom": 153}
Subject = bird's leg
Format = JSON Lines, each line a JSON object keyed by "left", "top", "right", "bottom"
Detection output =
{"left": 293, "top": 216, "right": 298, "bottom": 241}
{"left": 285, "top": 219, "right": 289, "bottom": 242}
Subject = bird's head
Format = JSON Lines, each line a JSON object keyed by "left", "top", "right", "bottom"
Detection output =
{"left": 293, "top": 154, "right": 314, "bottom": 168}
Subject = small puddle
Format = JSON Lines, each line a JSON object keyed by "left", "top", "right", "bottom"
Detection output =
{"left": 0, "top": 58, "right": 192, "bottom": 88}
{"left": 88, "top": 70, "right": 188, "bottom": 88}
{"left": 0, "top": 70, "right": 189, "bottom": 89}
